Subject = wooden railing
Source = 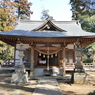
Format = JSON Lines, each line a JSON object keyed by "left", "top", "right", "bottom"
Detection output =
{"left": 0, "top": 62, "right": 95, "bottom": 70}
{"left": 65, "top": 63, "right": 95, "bottom": 69}
{"left": 65, "top": 63, "right": 75, "bottom": 69}
{"left": 0, "top": 62, "right": 30, "bottom": 68}
{"left": 1, "top": 62, "right": 15, "bottom": 67}
{"left": 82, "top": 63, "right": 94, "bottom": 69}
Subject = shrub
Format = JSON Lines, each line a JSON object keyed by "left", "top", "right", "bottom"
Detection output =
{"left": 83, "top": 58, "right": 93, "bottom": 63}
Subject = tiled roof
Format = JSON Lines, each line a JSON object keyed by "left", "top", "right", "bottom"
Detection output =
{"left": 0, "top": 30, "right": 66, "bottom": 37}
{"left": 0, "top": 20, "right": 95, "bottom": 38}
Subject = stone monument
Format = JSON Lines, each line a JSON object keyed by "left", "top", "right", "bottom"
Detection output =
{"left": 11, "top": 43, "right": 28, "bottom": 84}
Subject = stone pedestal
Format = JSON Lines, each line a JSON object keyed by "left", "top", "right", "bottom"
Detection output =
{"left": 52, "top": 67, "right": 59, "bottom": 76}
{"left": 71, "top": 72, "right": 88, "bottom": 84}
{"left": 11, "top": 65, "right": 28, "bottom": 83}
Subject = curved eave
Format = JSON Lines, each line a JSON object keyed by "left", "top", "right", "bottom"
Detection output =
{"left": 1, "top": 33, "right": 95, "bottom": 39}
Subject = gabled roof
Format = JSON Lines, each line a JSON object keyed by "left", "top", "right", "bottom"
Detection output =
{"left": 0, "top": 20, "right": 95, "bottom": 38}
{"left": 32, "top": 20, "right": 66, "bottom": 32}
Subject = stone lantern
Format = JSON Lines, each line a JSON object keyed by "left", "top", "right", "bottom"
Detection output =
{"left": 18, "top": 43, "right": 26, "bottom": 65}
{"left": 74, "top": 42, "right": 84, "bottom": 72}
{"left": 11, "top": 43, "right": 28, "bottom": 84}
{"left": 71, "top": 42, "right": 88, "bottom": 84}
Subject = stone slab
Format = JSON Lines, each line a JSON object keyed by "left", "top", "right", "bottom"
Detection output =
{"left": 32, "top": 78, "right": 63, "bottom": 95}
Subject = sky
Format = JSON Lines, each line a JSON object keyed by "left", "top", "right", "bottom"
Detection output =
{"left": 29, "top": 0, "right": 72, "bottom": 21}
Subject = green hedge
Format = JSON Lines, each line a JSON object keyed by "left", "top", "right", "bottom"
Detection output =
{"left": 83, "top": 58, "right": 93, "bottom": 63}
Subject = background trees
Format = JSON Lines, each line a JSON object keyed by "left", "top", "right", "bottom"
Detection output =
{"left": 14, "top": 0, "right": 33, "bottom": 20}
{"left": 80, "top": 15, "right": 95, "bottom": 32}
{"left": 41, "top": 9, "right": 49, "bottom": 20}
{"left": 70, "top": 0, "right": 95, "bottom": 32}
{"left": 70, "top": 0, "right": 95, "bottom": 20}
{"left": 0, "top": 0, "right": 33, "bottom": 63}
{"left": 0, "top": 0, "right": 33, "bottom": 32}
{"left": 70, "top": 0, "right": 95, "bottom": 63}
{"left": 0, "top": 0, "right": 17, "bottom": 32}
{"left": 0, "top": 42, "right": 14, "bottom": 63}
{"left": 40, "top": 9, "right": 54, "bottom": 20}
{"left": 0, "top": 0, "right": 16, "bottom": 63}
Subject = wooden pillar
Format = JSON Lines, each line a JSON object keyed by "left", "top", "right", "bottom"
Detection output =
{"left": 62, "top": 47, "right": 66, "bottom": 76}
{"left": 74, "top": 43, "right": 76, "bottom": 63}
{"left": 14, "top": 44, "right": 16, "bottom": 64}
{"left": 30, "top": 47, "right": 34, "bottom": 76}
{"left": 47, "top": 47, "right": 50, "bottom": 70}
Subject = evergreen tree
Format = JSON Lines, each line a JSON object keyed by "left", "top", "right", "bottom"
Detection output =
{"left": 41, "top": 9, "right": 49, "bottom": 20}
{"left": 0, "top": 0, "right": 16, "bottom": 63}
{"left": 14, "top": 0, "right": 33, "bottom": 20}
{"left": 40, "top": 9, "right": 54, "bottom": 20}
{"left": 70, "top": 0, "right": 95, "bottom": 62}
{"left": 80, "top": 15, "right": 95, "bottom": 32}
{"left": 70, "top": 0, "right": 95, "bottom": 20}
{"left": 0, "top": 41, "right": 14, "bottom": 63}
{"left": 0, "top": 0, "right": 33, "bottom": 63}
{"left": 70, "top": 0, "right": 95, "bottom": 33}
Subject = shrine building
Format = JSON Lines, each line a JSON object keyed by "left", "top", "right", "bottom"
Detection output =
{"left": 0, "top": 19, "right": 95, "bottom": 76}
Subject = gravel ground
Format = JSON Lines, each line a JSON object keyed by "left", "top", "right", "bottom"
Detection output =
{"left": 58, "top": 71, "right": 95, "bottom": 95}
{"left": 0, "top": 71, "right": 95, "bottom": 95}
{"left": 0, "top": 76, "right": 37, "bottom": 95}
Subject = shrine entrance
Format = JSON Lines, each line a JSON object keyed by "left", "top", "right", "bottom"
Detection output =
{"left": 37, "top": 53, "right": 58, "bottom": 67}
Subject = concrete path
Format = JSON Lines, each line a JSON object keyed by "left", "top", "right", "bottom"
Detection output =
{"left": 32, "top": 78, "right": 63, "bottom": 95}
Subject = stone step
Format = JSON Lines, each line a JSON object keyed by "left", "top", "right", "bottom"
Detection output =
{"left": 34, "top": 68, "right": 45, "bottom": 76}
{"left": 34, "top": 67, "right": 62, "bottom": 76}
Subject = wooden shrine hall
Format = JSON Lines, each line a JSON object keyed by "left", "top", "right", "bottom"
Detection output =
{"left": 0, "top": 19, "right": 95, "bottom": 76}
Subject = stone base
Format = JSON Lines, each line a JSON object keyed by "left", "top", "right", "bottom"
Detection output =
{"left": 43, "top": 69, "right": 52, "bottom": 76}
{"left": 71, "top": 72, "right": 88, "bottom": 84}
{"left": 11, "top": 65, "right": 28, "bottom": 84}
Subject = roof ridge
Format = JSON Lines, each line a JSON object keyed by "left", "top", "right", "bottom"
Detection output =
{"left": 17, "top": 20, "right": 78, "bottom": 23}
